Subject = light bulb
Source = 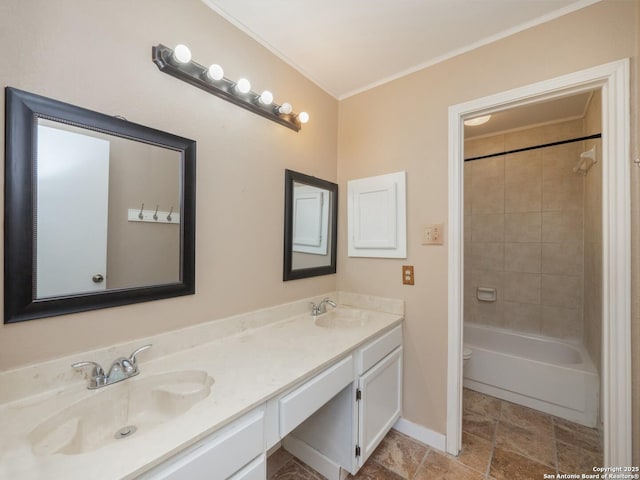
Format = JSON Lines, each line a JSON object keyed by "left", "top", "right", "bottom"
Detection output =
{"left": 464, "top": 114, "right": 491, "bottom": 126}
{"left": 298, "top": 112, "right": 310, "bottom": 124}
{"left": 173, "top": 44, "right": 192, "bottom": 64}
{"left": 278, "top": 102, "right": 293, "bottom": 115}
{"left": 235, "top": 78, "right": 251, "bottom": 94}
{"left": 259, "top": 90, "right": 273, "bottom": 105}
{"left": 207, "top": 64, "right": 224, "bottom": 81}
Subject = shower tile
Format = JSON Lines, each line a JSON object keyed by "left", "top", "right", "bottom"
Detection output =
{"left": 471, "top": 270, "right": 504, "bottom": 293}
{"left": 503, "top": 272, "right": 540, "bottom": 304}
{"left": 541, "top": 305, "right": 582, "bottom": 339}
{"left": 468, "top": 135, "right": 505, "bottom": 158}
{"left": 504, "top": 243, "right": 541, "bottom": 273}
{"left": 542, "top": 211, "right": 583, "bottom": 243}
{"left": 471, "top": 156, "right": 504, "bottom": 214}
{"left": 541, "top": 274, "right": 582, "bottom": 308}
{"left": 415, "top": 450, "right": 485, "bottom": 480}
{"left": 471, "top": 214, "right": 504, "bottom": 242}
{"left": 542, "top": 119, "right": 584, "bottom": 143}
{"left": 369, "top": 429, "right": 428, "bottom": 479}
{"left": 543, "top": 143, "right": 583, "bottom": 176}
{"left": 495, "top": 421, "right": 556, "bottom": 468}
{"left": 489, "top": 447, "right": 556, "bottom": 480}
{"left": 464, "top": 162, "right": 473, "bottom": 215}
{"left": 504, "top": 213, "right": 542, "bottom": 243}
{"left": 470, "top": 298, "right": 504, "bottom": 327}
{"left": 505, "top": 150, "right": 542, "bottom": 213}
{"left": 541, "top": 243, "right": 583, "bottom": 275}
{"left": 503, "top": 302, "right": 541, "bottom": 334}
{"left": 471, "top": 243, "right": 504, "bottom": 272}
{"left": 504, "top": 126, "right": 545, "bottom": 151}
{"left": 543, "top": 175, "right": 583, "bottom": 212}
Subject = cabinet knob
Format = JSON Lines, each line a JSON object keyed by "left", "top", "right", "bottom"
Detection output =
{"left": 92, "top": 274, "right": 104, "bottom": 283}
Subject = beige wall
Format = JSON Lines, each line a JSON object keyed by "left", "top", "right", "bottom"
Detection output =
{"left": 464, "top": 119, "right": 586, "bottom": 339}
{"left": 632, "top": 2, "right": 640, "bottom": 466}
{"left": 337, "top": 0, "right": 638, "bottom": 439}
{"left": 0, "top": 0, "right": 338, "bottom": 369}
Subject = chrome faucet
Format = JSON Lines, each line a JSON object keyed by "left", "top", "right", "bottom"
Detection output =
{"left": 72, "top": 344, "right": 152, "bottom": 389}
{"left": 310, "top": 298, "right": 337, "bottom": 316}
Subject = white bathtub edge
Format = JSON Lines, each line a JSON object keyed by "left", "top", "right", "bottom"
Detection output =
{"left": 464, "top": 379, "right": 598, "bottom": 428}
{"left": 393, "top": 417, "right": 446, "bottom": 451}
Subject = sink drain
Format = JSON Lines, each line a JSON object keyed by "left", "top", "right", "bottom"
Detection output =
{"left": 114, "top": 425, "right": 137, "bottom": 440}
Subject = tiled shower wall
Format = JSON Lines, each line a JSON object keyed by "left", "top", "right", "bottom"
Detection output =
{"left": 464, "top": 119, "right": 587, "bottom": 340}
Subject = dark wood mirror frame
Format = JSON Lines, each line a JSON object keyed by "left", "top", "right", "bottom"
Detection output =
{"left": 4, "top": 87, "right": 196, "bottom": 323}
{"left": 283, "top": 169, "right": 337, "bottom": 281}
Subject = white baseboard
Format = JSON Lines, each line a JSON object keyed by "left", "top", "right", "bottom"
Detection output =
{"left": 283, "top": 435, "right": 345, "bottom": 480}
{"left": 393, "top": 417, "right": 446, "bottom": 452}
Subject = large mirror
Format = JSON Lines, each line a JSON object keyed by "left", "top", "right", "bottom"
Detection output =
{"left": 283, "top": 169, "right": 337, "bottom": 280}
{"left": 4, "top": 87, "right": 196, "bottom": 323}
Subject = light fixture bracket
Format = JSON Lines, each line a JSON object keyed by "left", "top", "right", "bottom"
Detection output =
{"left": 152, "top": 44, "right": 301, "bottom": 132}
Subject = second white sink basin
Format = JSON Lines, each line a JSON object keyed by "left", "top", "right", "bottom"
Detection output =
{"left": 29, "top": 370, "right": 214, "bottom": 456}
{"left": 314, "top": 308, "right": 371, "bottom": 329}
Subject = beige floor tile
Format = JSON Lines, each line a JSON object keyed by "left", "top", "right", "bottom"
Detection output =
{"left": 369, "top": 429, "right": 428, "bottom": 479}
{"left": 553, "top": 417, "right": 601, "bottom": 453}
{"left": 347, "top": 461, "right": 404, "bottom": 479}
{"left": 490, "top": 447, "right": 556, "bottom": 480}
{"left": 557, "top": 440, "right": 603, "bottom": 474}
{"left": 271, "top": 459, "right": 324, "bottom": 480}
{"left": 495, "top": 420, "right": 556, "bottom": 468}
{"left": 462, "top": 410, "right": 498, "bottom": 441}
{"left": 500, "top": 402, "right": 553, "bottom": 436}
{"left": 458, "top": 432, "right": 493, "bottom": 474}
{"left": 463, "top": 388, "right": 502, "bottom": 419}
{"left": 267, "top": 448, "right": 294, "bottom": 479}
{"left": 414, "top": 450, "right": 485, "bottom": 480}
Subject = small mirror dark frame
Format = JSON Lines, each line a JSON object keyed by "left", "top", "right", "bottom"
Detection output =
{"left": 4, "top": 87, "right": 196, "bottom": 323}
{"left": 283, "top": 169, "right": 337, "bottom": 281}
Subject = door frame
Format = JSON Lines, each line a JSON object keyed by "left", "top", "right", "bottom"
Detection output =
{"left": 446, "top": 59, "right": 631, "bottom": 465}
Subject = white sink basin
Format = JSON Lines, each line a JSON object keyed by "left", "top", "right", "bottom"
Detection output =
{"left": 314, "top": 308, "right": 371, "bottom": 328}
{"left": 29, "top": 370, "right": 214, "bottom": 456}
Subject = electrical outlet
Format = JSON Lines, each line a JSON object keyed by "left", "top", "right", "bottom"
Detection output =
{"left": 422, "top": 223, "right": 444, "bottom": 245}
{"left": 402, "top": 265, "right": 414, "bottom": 285}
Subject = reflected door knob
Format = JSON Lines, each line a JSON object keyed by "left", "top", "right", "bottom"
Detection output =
{"left": 92, "top": 274, "right": 104, "bottom": 283}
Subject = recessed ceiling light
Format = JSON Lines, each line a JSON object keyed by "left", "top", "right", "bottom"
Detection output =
{"left": 464, "top": 115, "right": 491, "bottom": 126}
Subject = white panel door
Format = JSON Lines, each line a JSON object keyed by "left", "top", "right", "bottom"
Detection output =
{"left": 36, "top": 124, "right": 110, "bottom": 298}
{"left": 357, "top": 347, "right": 403, "bottom": 466}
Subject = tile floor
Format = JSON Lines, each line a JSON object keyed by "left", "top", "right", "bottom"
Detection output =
{"left": 267, "top": 388, "right": 603, "bottom": 480}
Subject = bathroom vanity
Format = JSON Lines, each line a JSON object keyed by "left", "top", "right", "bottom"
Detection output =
{"left": 0, "top": 293, "right": 403, "bottom": 480}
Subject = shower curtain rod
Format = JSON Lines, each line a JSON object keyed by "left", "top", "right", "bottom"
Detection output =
{"left": 464, "top": 133, "right": 602, "bottom": 162}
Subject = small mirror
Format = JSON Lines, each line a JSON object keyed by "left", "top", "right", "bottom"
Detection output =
{"left": 5, "top": 87, "right": 196, "bottom": 323}
{"left": 283, "top": 169, "right": 337, "bottom": 280}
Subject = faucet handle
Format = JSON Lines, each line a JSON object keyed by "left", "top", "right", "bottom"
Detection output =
{"left": 72, "top": 361, "right": 107, "bottom": 388}
{"left": 128, "top": 344, "right": 152, "bottom": 365}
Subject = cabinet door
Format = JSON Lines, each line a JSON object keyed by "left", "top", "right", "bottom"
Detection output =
{"left": 357, "top": 347, "right": 402, "bottom": 465}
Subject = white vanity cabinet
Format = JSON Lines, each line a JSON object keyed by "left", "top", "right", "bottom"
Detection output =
{"left": 138, "top": 408, "right": 265, "bottom": 480}
{"left": 285, "top": 325, "right": 403, "bottom": 479}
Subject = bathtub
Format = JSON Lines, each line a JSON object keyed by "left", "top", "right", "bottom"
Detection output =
{"left": 463, "top": 323, "right": 599, "bottom": 427}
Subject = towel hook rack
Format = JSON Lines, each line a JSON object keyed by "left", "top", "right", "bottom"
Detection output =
{"left": 153, "top": 204, "right": 159, "bottom": 221}
{"left": 167, "top": 206, "right": 174, "bottom": 222}
{"left": 138, "top": 203, "right": 144, "bottom": 220}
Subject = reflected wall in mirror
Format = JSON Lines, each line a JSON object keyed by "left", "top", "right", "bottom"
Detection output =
{"left": 283, "top": 169, "right": 337, "bottom": 281}
{"left": 5, "top": 87, "right": 196, "bottom": 323}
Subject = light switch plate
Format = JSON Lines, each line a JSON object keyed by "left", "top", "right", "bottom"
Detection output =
{"left": 422, "top": 223, "right": 444, "bottom": 245}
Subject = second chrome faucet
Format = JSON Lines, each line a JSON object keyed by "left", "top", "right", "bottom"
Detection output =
{"left": 72, "top": 344, "right": 152, "bottom": 389}
{"left": 310, "top": 298, "right": 337, "bottom": 316}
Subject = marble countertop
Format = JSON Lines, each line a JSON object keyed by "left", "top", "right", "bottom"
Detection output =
{"left": 0, "top": 292, "right": 403, "bottom": 480}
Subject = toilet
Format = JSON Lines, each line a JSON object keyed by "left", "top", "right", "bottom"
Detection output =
{"left": 463, "top": 347, "right": 472, "bottom": 369}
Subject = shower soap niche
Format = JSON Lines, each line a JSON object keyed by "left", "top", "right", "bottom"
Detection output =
{"left": 477, "top": 287, "right": 497, "bottom": 302}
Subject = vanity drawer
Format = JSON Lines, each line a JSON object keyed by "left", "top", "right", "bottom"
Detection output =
{"left": 141, "top": 408, "right": 264, "bottom": 480}
{"left": 357, "top": 325, "right": 402, "bottom": 374}
{"left": 228, "top": 454, "right": 265, "bottom": 480}
{"left": 279, "top": 355, "right": 354, "bottom": 437}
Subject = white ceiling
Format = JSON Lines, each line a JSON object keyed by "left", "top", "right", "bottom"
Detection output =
{"left": 202, "top": 0, "right": 601, "bottom": 99}
{"left": 464, "top": 90, "right": 594, "bottom": 138}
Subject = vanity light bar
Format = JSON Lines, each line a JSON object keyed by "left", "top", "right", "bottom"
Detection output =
{"left": 152, "top": 44, "right": 309, "bottom": 132}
